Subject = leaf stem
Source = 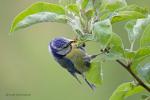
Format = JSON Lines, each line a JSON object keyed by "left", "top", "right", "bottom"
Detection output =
{"left": 130, "top": 41, "right": 135, "bottom": 51}
{"left": 116, "top": 59, "right": 150, "bottom": 92}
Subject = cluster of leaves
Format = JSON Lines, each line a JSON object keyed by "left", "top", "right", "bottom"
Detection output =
{"left": 10, "top": 0, "right": 150, "bottom": 99}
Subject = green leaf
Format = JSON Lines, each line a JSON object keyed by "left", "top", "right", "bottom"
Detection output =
{"left": 116, "top": 4, "right": 148, "bottom": 15}
{"left": 140, "top": 24, "right": 150, "bottom": 47}
{"left": 112, "top": 11, "right": 145, "bottom": 23}
{"left": 85, "top": 9, "right": 94, "bottom": 20}
{"left": 80, "top": 34, "right": 94, "bottom": 41}
{"left": 81, "top": 0, "right": 89, "bottom": 9}
{"left": 133, "top": 47, "right": 150, "bottom": 62}
{"left": 131, "top": 47, "right": 150, "bottom": 75}
{"left": 93, "top": 20, "right": 124, "bottom": 60}
{"left": 67, "top": 4, "right": 79, "bottom": 15}
{"left": 10, "top": 2, "right": 66, "bottom": 32}
{"left": 81, "top": 0, "right": 93, "bottom": 11}
{"left": 124, "top": 49, "right": 136, "bottom": 60}
{"left": 141, "top": 95, "right": 150, "bottom": 100}
{"left": 100, "top": 11, "right": 112, "bottom": 20}
{"left": 134, "top": 15, "right": 150, "bottom": 36}
{"left": 101, "top": 5, "right": 148, "bottom": 23}
{"left": 68, "top": 16, "right": 84, "bottom": 38}
{"left": 93, "top": 0, "right": 102, "bottom": 10}
{"left": 103, "top": 33, "right": 124, "bottom": 60}
{"left": 137, "top": 63, "right": 150, "bottom": 84}
{"left": 59, "top": 0, "right": 76, "bottom": 6}
{"left": 125, "top": 15, "right": 150, "bottom": 44}
{"left": 125, "top": 20, "right": 136, "bottom": 43}
{"left": 85, "top": 61, "right": 103, "bottom": 85}
{"left": 100, "top": 0, "right": 127, "bottom": 12}
{"left": 93, "top": 19, "right": 112, "bottom": 48}
{"left": 109, "top": 82, "right": 144, "bottom": 100}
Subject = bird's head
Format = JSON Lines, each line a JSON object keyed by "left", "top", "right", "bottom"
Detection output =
{"left": 49, "top": 37, "right": 75, "bottom": 56}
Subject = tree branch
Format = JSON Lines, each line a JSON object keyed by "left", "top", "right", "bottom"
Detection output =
{"left": 116, "top": 60, "right": 150, "bottom": 92}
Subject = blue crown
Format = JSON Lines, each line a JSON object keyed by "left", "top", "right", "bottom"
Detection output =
{"left": 49, "top": 37, "right": 71, "bottom": 58}
{"left": 52, "top": 37, "right": 69, "bottom": 48}
{"left": 49, "top": 37, "right": 71, "bottom": 51}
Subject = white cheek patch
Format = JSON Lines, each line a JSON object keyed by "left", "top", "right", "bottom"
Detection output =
{"left": 57, "top": 46, "right": 71, "bottom": 55}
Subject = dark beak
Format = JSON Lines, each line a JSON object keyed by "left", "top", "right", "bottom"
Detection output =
{"left": 69, "top": 40, "right": 75, "bottom": 44}
{"left": 66, "top": 40, "right": 75, "bottom": 47}
{"left": 59, "top": 40, "right": 75, "bottom": 50}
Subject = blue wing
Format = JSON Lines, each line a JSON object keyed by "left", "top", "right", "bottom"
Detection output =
{"left": 56, "top": 57, "right": 81, "bottom": 83}
{"left": 55, "top": 57, "right": 95, "bottom": 90}
{"left": 56, "top": 57, "right": 80, "bottom": 74}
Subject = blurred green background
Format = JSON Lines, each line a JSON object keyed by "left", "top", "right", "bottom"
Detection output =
{"left": 0, "top": 0, "right": 150, "bottom": 100}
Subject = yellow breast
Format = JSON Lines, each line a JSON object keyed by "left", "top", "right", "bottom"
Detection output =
{"left": 65, "top": 43, "right": 89, "bottom": 73}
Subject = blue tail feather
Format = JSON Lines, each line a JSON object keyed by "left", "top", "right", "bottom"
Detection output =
{"left": 70, "top": 72, "right": 81, "bottom": 84}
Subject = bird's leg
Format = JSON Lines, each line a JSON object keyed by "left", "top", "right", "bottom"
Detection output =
{"left": 90, "top": 46, "right": 112, "bottom": 59}
{"left": 82, "top": 74, "right": 95, "bottom": 90}
{"left": 90, "top": 53, "right": 102, "bottom": 59}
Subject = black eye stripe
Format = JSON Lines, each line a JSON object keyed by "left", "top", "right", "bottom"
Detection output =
{"left": 56, "top": 41, "right": 73, "bottom": 51}
{"left": 63, "top": 46, "right": 68, "bottom": 48}
{"left": 57, "top": 45, "right": 69, "bottom": 51}
{"left": 62, "top": 41, "right": 73, "bottom": 48}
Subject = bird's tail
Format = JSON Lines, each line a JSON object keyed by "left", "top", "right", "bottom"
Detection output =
{"left": 71, "top": 73, "right": 81, "bottom": 84}
{"left": 84, "top": 78, "right": 95, "bottom": 90}
{"left": 82, "top": 74, "right": 95, "bottom": 90}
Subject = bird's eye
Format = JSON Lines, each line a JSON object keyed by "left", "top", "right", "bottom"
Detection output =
{"left": 63, "top": 46, "right": 67, "bottom": 49}
{"left": 58, "top": 44, "right": 68, "bottom": 51}
{"left": 63, "top": 43, "right": 71, "bottom": 49}
{"left": 63, "top": 45, "right": 69, "bottom": 49}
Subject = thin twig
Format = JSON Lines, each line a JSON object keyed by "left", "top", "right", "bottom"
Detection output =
{"left": 116, "top": 60, "right": 150, "bottom": 92}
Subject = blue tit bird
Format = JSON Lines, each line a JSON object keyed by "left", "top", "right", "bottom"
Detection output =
{"left": 48, "top": 37, "right": 100, "bottom": 90}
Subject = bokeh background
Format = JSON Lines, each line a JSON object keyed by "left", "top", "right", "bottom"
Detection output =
{"left": 0, "top": 0, "right": 150, "bottom": 100}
